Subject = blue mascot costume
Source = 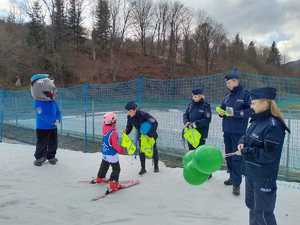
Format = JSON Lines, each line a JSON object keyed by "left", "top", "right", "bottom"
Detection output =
{"left": 31, "top": 74, "right": 61, "bottom": 166}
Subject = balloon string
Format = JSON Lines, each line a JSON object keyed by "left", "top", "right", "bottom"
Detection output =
{"left": 224, "top": 152, "right": 238, "bottom": 158}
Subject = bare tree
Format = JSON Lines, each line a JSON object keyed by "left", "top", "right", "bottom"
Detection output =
{"left": 40, "top": 0, "right": 68, "bottom": 51}
{"left": 155, "top": 0, "right": 170, "bottom": 57}
{"left": 167, "top": 1, "right": 184, "bottom": 77}
{"left": 193, "top": 12, "right": 226, "bottom": 73}
{"left": 108, "top": 0, "right": 132, "bottom": 81}
{"left": 152, "top": 0, "right": 170, "bottom": 57}
{"left": 41, "top": 0, "right": 56, "bottom": 23}
{"left": 208, "top": 23, "right": 226, "bottom": 71}
{"left": 181, "top": 7, "right": 193, "bottom": 64}
{"left": 7, "top": 0, "right": 26, "bottom": 24}
{"left": 131, "top": 0, "right": 153, "bottom": 56}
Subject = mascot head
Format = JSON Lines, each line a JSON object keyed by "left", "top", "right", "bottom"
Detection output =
{"left": 31, "top": 74, "right": 57, "bottom": 101}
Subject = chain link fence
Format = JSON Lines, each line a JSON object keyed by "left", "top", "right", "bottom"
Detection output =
{"left": 1, "top": 72, "right": 300, "bottom": 181}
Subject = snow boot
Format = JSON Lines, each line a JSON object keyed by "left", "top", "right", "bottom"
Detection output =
{"left": 224, "top": 178, "right": 233, "bottom": 186}
{"left": 232, "top": 186, "right": 240, "bottom": 196}
{"left": 139, "top": 168, "right": 147, "bottom": 175}
{"left": 33, "top": 157, "right": 46, "bottom": 166}
{"left": 48, "top": 158, "right": 58, "bottom": 165}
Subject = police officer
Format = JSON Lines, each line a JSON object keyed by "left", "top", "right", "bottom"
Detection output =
{"left": 217, "top": 68, "right": 252, "bottom": 195}
{"left": 237, "top": 87, "right": 290, "bottom": 225}
{"left": 124, "top": 101, "right": 159, "bottom": 175}
{"left": 183, "top": 88, "right": 212, "bottom": 149}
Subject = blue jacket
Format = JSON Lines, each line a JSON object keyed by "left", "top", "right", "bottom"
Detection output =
{"left": 35, "top": 100, "right": 61, "bottom": 129}
{"left": 221, "top": 85, "right": 252, "bottom": 134}
{"left": 183, "top": 100, "right": 211, "bottom": 138}
{"left": 240, "top": 110, "right": 288, "bottom": 181}
{"left": 125, "top": 110, "right": 158, "bottom": 138}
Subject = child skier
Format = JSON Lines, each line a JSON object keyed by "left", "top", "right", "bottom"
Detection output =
{"left": 94, "top": 112, "right": 126, "bottom": 192}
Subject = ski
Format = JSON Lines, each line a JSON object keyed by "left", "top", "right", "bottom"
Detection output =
{"left": 91, "top": 180, "right": 140, "bottom": 201}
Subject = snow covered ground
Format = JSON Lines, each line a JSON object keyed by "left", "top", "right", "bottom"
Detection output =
{"left": 1, "top": 143, "right": 300, "bottom": 225}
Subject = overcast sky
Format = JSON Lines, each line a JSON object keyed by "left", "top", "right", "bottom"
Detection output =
{"left": 1, "top": 0, "right": 299, "bottom": 62}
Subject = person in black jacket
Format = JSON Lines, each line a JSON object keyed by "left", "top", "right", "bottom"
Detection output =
{"left": 183, "top": 88, "right": 212, "bottom": 149}
{"left": 124, "top": 101, "right": 159, "bottom": 175}
{"left": 237, "top": 87, "right": 289, "bottom": 225}
{"left": 217, "top": 68, "right": 252, "bottom": 195}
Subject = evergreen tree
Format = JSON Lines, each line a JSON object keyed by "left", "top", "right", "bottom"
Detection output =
{"left": 266, "top": 41, "right": 281, "bottom": 66}
{"left": 53, "top": 0, "right": 67, "bottom": 50}
{"left": 27, "top": 1, "right": 46, "bottom": 49}
{"left": 247, "top": 41, "right": 257, "bottom": 59}
{"left": 94, "top": 0, "right": 110, "bottom": 54}
{"left": 67, "top": 0, "right": 85, "bottom": 50}
{"left": 230, "top": 34, "right": 244, "bottom": 62}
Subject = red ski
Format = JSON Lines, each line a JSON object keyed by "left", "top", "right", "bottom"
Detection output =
{"left": 91, "top": 180, "right": 140, "bottom": 201}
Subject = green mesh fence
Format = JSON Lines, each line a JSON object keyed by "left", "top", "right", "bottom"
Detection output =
{"left": 1, "top": 72, "right": 300, "bottom": 181}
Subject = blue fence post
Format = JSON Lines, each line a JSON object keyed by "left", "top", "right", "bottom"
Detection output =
{"left": 136, "top": 76, "right": 144, "bottom": 107}
{"left": 14, "top": 94, "right": 18, "bottom": 126}
{"left": 0, "top": 89, "right": 4, "bottom": 142}
{"left": 286, "top": 118, "right": 291, "bottom": 178}
{"left": 83, "top": 83, "right": 89, "bottom": 152}
{"left": 92, "top": 97, "right": 95, "bottom": 141}
{"left": 59, "top": 89, "right": 63, "bottom": 135}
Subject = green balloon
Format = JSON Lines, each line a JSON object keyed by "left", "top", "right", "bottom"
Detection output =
{"left": 182, "top": 150, "right": 195, "bottom": 167}
{"left": 192, "top": 144, "right": 223, "bottom": 174}
{"left": 183, "top": 162, "right": 209, "bottom": 185}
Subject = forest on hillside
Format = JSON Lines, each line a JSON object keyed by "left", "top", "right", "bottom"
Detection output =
{"left": 0, "top": 0, "right": 298, "bottom": 88}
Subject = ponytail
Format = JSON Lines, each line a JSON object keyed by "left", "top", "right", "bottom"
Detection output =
{"left": 270, "top": 100, "right": 284, "bottom": 120}
{"left": 268, "top": 100, "right": 289, "bottom": 130}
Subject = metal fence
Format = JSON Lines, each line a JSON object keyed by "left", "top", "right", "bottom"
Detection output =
{"left": 1, "top": 72, "right": 300, "bottom": 181}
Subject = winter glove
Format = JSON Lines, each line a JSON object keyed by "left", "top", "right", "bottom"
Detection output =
{"left": 54, "top": 120, "right": 60, "bottom": 126}
{"left": 241, "top": 147, "right": 255, "bottom": 155}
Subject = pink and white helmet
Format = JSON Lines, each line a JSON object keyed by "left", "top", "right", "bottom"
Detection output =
{"left": 103, "top": 112, "right": 117, "bottom": 125}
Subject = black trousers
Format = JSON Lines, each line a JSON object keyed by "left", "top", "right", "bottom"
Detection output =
{"left": 224, "top": 132, "right": 243, "bottom": 187}
{"left": 139, "top": 142, "right": 159, "bottom": 170}
{"left": 245, "top": 177, "right": 277, "bottom": 225}
{"left": 35, "top": 129, "right": 58, "bottom": 160}
{"left": 97, "top": 160, "right": 121, "bottom": 182}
